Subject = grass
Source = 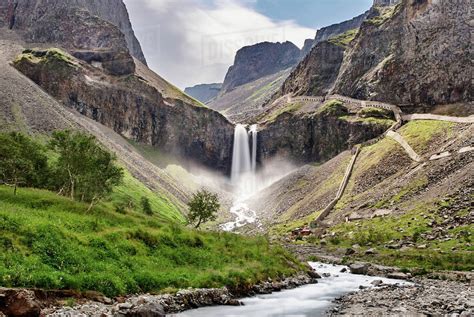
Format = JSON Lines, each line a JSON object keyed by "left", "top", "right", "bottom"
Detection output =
{"left": 14, "top": 48, "right": 77, "bottom": 67}
{"left": 366, "top": 4, "right": 401, "bottom": 26}
{"left": 340, "top": 116, "right": 395, "bottom": 128}
{"left": 397, "top": 120, "right": 453, "bottom": 152}
{"left": 358, "top": 107, "right": 394, "bottom": 120}
{"left": 0, "top": 186, "right": 305, "bottom": 297}
{"left": 317, "top": 100, "right": 348, "bottom": 117}
{"left": 306, "top": 199, "right": 474, "bottom": 272}
{"left": 264, "top": 102, "right": 303, "bottom": 123}
{"left": 328, "top": 28, "right": 359, "bottom": 47}
{"left": 102, "top": 169, "right": 186, "bottom": 223}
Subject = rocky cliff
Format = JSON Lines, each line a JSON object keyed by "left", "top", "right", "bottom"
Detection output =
{"left": 3, "top": 0, "right": 235, "bottom": 174}
{"left": 2, "top": 0, "right": 147, "bottom": 65}
{"left": 13, "top": 48, "right": 235, "bottom": 174}
{"left": 222, "top": 41, "right": 301, "bottom": 92}
{"left": 256, "top": 102, "right": 391, "bottom": 166}
{"left": 272, "top": 0, "right": 470, "bottom": 111}
{"left": 184, "top": 83, "right": 222, "bottom": 104}
{"left": 333, "top": 0, "right": 471, "bottom": 107}
{"left": 278, "top": 42, "right": 345, "bottom": 97}
{"left": 314, "top": 11, "right": 369, "bottom": 44}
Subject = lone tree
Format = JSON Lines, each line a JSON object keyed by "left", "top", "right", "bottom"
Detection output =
{"left": 0, "top": 132, "right": 49, "bottom": 195}
{"left": 187, "top": 189, "right": 220, "bottom": 228}
{"left": 49, "top": 130, "right": 123, "bottom": 209}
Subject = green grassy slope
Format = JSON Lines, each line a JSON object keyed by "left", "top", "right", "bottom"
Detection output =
{"left": 0, "top": 186, "right": 303, "bottom": 297}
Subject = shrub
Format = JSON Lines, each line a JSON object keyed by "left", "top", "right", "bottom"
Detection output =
{"left": 48, "top": 130, "right": 123, "bottom": 206}
{"left": 187, "top": 189, "right": 220, "bottom": 228}
{"left": 140, "top": 196, "right": 153, "bottom": 215}
{"left": 0, "top": 132, "right": 49, "bottom": 194}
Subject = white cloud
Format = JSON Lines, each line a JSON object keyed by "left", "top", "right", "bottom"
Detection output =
{"left": 124, "top": 0, "right": 315, "bottom": 89}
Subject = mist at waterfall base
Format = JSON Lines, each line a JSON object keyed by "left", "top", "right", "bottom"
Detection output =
{"left": 220, "top": 124, "right": 295, "bottom": 231}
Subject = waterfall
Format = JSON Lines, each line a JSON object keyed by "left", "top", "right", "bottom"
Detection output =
{"left": 231, "top": 124, "right": 252, "bottom": 185}
{"left": 250, "top": 124, "right": 257, "bottom": 173}
{"left": 221, "top": 124, "right": 259, "bottom": 231}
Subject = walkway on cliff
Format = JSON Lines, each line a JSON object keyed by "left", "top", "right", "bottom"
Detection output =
{"left": 299, "top": 93, "right": 474, "bottom": 226}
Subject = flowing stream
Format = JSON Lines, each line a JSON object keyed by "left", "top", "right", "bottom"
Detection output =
{"left": 173, "top": 262, "right": 410, "bottom": 317}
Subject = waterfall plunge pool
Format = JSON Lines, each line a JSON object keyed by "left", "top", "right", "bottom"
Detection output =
{"left": 172, "top": 262, "right": 410, "bottom": 317}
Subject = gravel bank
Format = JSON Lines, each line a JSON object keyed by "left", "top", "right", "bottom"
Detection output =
{"left": 330, "top": 278, "right": 473, "bottom": 316}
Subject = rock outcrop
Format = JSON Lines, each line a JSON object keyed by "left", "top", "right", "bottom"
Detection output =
{"left": 222, "top": 41, "right": 301, "bottom": 92}
{"left": 184, "top": 83, "right": 222, "bottom": 104}
{"left": 13, "top": 49, "right": 235, "bottom": 174}
{"left": 258, "top": 110, "right": 388, "bottom": 167}
{"left": 333, "top": 0, "right": 471, "bottom": 107}
{"left": 314, "top": 11, "right": 369, "bottom": 44}
{"left": 278, "top": 42, "right": 345, "bottom": 97}
{"left": 2, "top": 0, "right": 147, "bottom": 65}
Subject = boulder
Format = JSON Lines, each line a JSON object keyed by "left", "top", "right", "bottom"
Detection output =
{"left": 308, "top": 270, "right": 322, "bottom": 279}
{"left": 349, "top": 263, "right": 369, "bottom": 275}
{"left": 121, "top": 303, "right": 165, "bottom": 317}
{"left": 345, "top": 248, "right": 356, "bottom": 255}
{"left": 370, "top": 279, "right": 383, "bottom": 286}
{"left": 387, "top": 272, "right": 409, "bottom": 280}
{"left": 1, "top": 289, "right": 41, "bottom": 317}
{"left": 365, "top": 248, "right": 377, "bottom": 255}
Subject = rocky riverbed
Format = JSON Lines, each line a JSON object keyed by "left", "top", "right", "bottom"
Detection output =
{"left": 0, "top": 273, "right": 318, "bottom": 316}
{"left": 330, "top": 278, "right": 473, "bottom": 316}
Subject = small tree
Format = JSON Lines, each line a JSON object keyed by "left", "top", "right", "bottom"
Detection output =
{"left": 141, "top": 196, "right": 153, "bottom": 215}
{"left": 49, "top": 130, "right": 123, "bottom": 209}
{"left": 0, "top": 132, "right": 49, "bottom": 194}
{"left": 187, "top": 189, "right": 220, "bottom": 228}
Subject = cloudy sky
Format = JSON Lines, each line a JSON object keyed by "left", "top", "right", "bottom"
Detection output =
{"left": 124, "top": 0, "right": 372, "bottom": 89}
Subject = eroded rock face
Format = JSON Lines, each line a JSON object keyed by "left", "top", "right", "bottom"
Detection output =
{"left": 278, "top": 42, "right": 345, "bottom": 97}
{"left": 222, "top": 41, "right": 301, "bottom": 92}
{"left": 14, "top": 49, "right": 235, "bottom": 174}
{"left": 333, "top": 0, "right": 471, "bottom": 106}
{"left": 3, "top": 0, "right": 146, "bottom": 64}
{"left": 258, "top": 111, "right": 388, "bottom": 165}
{"left": 314, "top": 11, "right": 369, "bottom": 44}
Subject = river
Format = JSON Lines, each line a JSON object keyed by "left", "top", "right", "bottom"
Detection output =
{"left": 172, "top": 262, "right": 409, "bottom": 317}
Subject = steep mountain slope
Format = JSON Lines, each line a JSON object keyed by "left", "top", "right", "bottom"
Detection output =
{"left": 1, "top": 0, "right": 147, "bottom": 64}
{"left": 274, "top": 0, "right": 470, "bottom": 111}
{"left": 208, "top": 41, "right": 302, "bottom": 122}
{"left": 208, "top": 69, "right": 292, "bottom": 123}
{"left": 0, "top": 33, "right": 191, "bottom": 217}
{"left": 221, "top": 41, "right": 301, "bottom": 93}
{"left": 314, "top": 11, "right": 369, "bottom": 44}
{"left": 333, "top": 0, "right": 471, "bottom": 107}
{"left": 261, "top": 119, "right": 473, "bottom": 271}
{"left": 184, "top": 83, "right": 222, "bottom": 104}
{"left": 1, "top": 0, "right": 236, "bottom": 174}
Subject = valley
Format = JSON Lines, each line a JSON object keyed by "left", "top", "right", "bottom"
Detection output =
{"left": 0, "top": 0, "right": 472, "bottom": 316}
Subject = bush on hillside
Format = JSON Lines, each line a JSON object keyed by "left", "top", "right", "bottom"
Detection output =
{"left": 0, "top": 132, "right": 49, "bottom": 194}
{"left": 48, "top": 130, "right": 123, "bottom": 207}
{"left": 140, "top": 196, "right": 153, "bottom": 215}
{"left": 187, "top": 189, "right": 220, "bottom": 228}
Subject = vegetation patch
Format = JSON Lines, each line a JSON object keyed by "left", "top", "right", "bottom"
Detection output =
{"left": 0, "top": 186, "right": 304, "bottom": 297}
{"left": 358, "top": 107, "right": 394, "bottom": 120}
{"left": 14, "top": 48, "right": 77, "bottom": 67}
{"left": 265, "top": 102, "right": 303, "bottom": 123}
{"left": 328, "top": 28, "right": 359, "bottom": 47}
{"left": 366, "top": 4, "right": 401, "bottom": 26}
{"left": 398, "top": 120, "right": 453, "bottom": 152}
{"left": 317, "top": 100, "right": 348, "bottom": 117}
{"left": 307, "top": 202, "right": 473, "bottom": 272}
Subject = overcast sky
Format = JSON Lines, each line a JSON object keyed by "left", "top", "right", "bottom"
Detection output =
{"left": 124, "top": 0, "right": 372, "bottom": 89}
